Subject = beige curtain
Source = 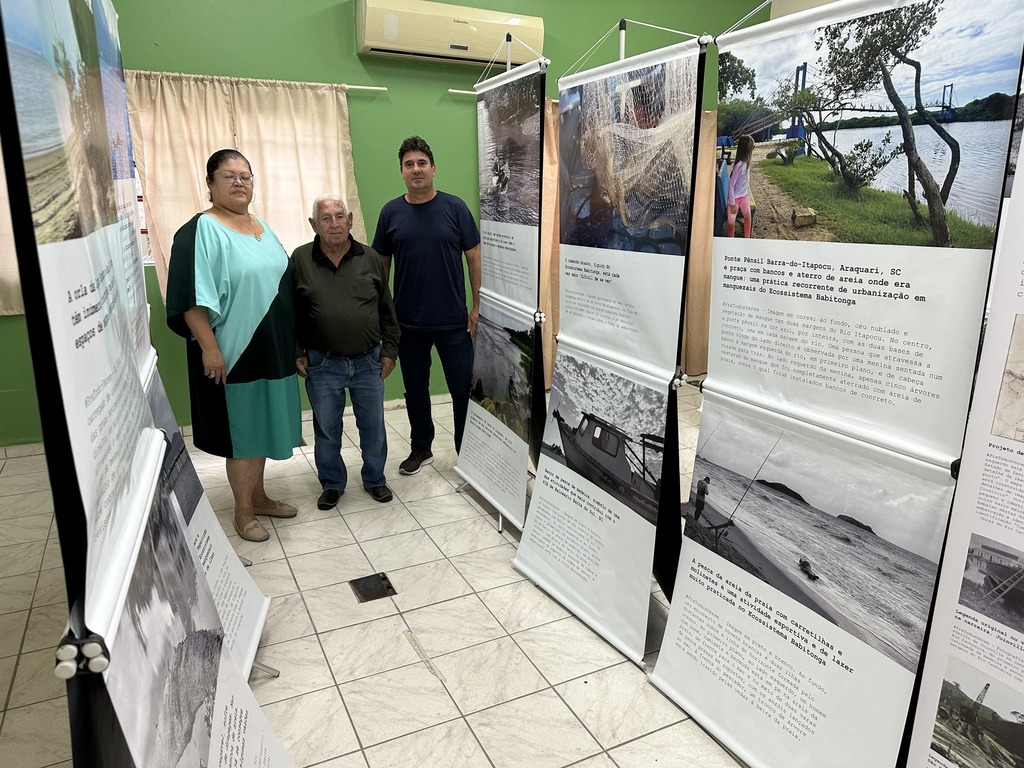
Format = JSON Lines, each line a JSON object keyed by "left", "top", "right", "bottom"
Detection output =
{"left": 0, "top": 146, "right": 23, "bottom": 315}
{"left": 126, "top": 71, "right": 363, "bottom": 296}
{"left": 539, "top": 99, "right": 560, "bottom": 390}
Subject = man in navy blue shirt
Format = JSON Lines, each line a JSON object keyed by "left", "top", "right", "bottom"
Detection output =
{"left": 372, "top": 136, "right": 481, "bottom": 474}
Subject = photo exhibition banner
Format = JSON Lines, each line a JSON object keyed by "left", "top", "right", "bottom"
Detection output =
{"left": 514, "top": 41, "right": 702, "bottom": 662}
{"left": 1, "top": 1, "right": 291, "bottom": 764}
{"left": 147, "top": 373, "right": 271, "bottom": 674}
{"left": 907, "top": 81, "right": 1024, "bottom": 767}
{"left": 104, "top": 475, "right": 293, "bottom": 768}
{"left": 1, "top": 0, "right": 163, "bottom": 645}
{"left": 457, "top": 60, "right": 545, "bottom": 528}
{"left": 651, "top": 0, "right": 1024, "bottom": 766}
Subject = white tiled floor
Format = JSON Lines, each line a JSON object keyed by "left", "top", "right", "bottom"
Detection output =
{"left": 0, "top": 387, "right": 746, "bottom": 767}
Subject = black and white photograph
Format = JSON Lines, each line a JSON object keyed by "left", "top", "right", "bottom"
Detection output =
{"left": 470, "top": 302, "right": 534, "bottom": 444}
{"left": 106, "top": 488, "right": 225, "bottom": 768}
{"left": 929, "top": 656, "right": 1024, "bottom": 768}
{"left": 960, "top": 534, "right": 1024, "bottom": 636}
{"left": 560, "top": 54, "right": 699, "bottom": 255}
{"left": 992, "top": 314, "right": 1024, "bottom": 443}
{"left": 686, "top": 399, "right": 953, "bottom": 672}
{"left": 541, "top": 349, "right": 667, "bottom": 524}
{"left": 477, "top": 71, "right": 543, "bottom": 227}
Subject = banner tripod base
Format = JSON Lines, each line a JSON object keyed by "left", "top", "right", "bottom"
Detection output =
{"left": 238, "top": 554, "right": 253, "bottom": 567}
{"left": 250, "top": 660, "right": 280, "bottom": 678}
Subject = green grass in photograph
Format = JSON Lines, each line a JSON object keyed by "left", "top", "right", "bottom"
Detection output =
{"left": 758, "top": 155, "right": 996, "bottom": 250}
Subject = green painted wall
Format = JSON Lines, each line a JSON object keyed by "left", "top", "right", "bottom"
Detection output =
{"left": 0, "top": 0, "right": 767, "bottom": 445}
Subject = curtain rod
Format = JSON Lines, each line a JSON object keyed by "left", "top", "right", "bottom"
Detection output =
{"left": 347, "top": 84, "right": 388, "bottom": 91}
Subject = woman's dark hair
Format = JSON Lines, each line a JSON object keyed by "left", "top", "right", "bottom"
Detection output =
{"left": 205, "top": 149, "right": 251, "bottom": 183}
{"left": 398, "top": 136, "right": 434, "bottom": 166}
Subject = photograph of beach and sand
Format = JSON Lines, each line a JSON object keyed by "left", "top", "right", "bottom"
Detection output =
{"left": 929, "top": 655, "right": 1024, "bottom": 768}
{"left": 541, "top": 349, "right": 667, "bottom": 525}
{"left": 106, "top": 489, "right": 225, "bottom": 768}
{"left": 559, "top": 54, "right": 698, "bottom": 256}
{"left": 959, "top": 534, "right": 1024, "bottom": 636}
{"left": 470, "top": 303, "right": 535, "bottom": 444}
{"left": 477, "top": 71, "right": 543, "bottom": 227}
{"left": 992, "top": 314, "right": 1024, "bottom": 443}
{"left": 717, "top": 0, "right": 1023, "bottom": 248}
{"left": 685, "top": 399, "right": 953, "bottom": 672}
{"left": 3, "top": 0, "right": 118, "bottom": 243}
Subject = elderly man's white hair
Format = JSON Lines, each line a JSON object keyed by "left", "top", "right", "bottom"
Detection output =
{"left": 311, "top": 193, "right": 348, "bottom": 220}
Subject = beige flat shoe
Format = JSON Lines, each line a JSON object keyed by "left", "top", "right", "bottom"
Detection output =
{"left": 253, "top": 500, "right": 298, "bottom": 519}
{"left": 234, "top": 517, "right": 269, "bottom": 542}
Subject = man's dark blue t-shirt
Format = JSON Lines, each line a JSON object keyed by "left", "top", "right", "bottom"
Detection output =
{"left": 372, "top": 191, "right": 480, "bottom": 331}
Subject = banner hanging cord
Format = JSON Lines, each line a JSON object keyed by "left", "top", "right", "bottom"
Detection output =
{"left": 717, "top": 0, "right": 772, "bottom": 41}
{"left": 476, "top": 34, "right": 548, "bottom": 87}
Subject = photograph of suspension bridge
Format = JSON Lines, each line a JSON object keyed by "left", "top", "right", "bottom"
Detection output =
{"left": 716, "top": 0, "right": 1024, "bottom": 248}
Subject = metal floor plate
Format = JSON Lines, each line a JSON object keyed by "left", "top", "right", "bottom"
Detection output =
{"left": 349, "top": 572, "right": 398, "bottom": 602}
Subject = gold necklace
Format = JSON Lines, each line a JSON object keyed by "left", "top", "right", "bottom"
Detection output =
{"left": 216, "top": 206, "right": 262, "bottom": 241}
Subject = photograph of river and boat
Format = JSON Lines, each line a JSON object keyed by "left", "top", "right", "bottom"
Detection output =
{"left": 106, "top": 489, "right": 224, "bottom": 768}
{"left": 992, "top": 314, "right": 1024, "bottom": 443}
{"left": 958, "top": 534, "right": 1024, "bottom": 636}
{"left": 929, "top": 655, "right": 1024, "bottom": 768}
{"left": 3, "top": 0, "right": 119, "bottom": 244}
{"left": 470, "top": 302, "right": 534, "bottom": 444}
{"left": 541, "top": 349, "right": 667, "bottom": 524}
{"left": 477, "top": 71, "right": 543, "bottom": 227}
{"left": 559, "top": 54, "right": 698, "bottom": 256}
{"left": 685, "top": 400, "right": 952, "bottom": 672}
{"left": 717, "top": 0, "right": 1024, "bottom": 248}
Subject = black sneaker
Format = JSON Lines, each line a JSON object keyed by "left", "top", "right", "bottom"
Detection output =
{"left": 365, "top": 485, "right": 393, "bottom": 503}
{"left": 317, "top": 488, "right": 344, "bottom": 510}
{"left": 399, "top": 450, "right": 433, "bottom": 475}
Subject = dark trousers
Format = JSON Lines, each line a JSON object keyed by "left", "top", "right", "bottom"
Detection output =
{"left": 398, "top": 326, "right": 473, "bottom": 453}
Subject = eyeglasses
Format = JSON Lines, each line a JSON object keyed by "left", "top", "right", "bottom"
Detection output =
{"left": 217, "top": 173, "right": 254, "bottom": 185}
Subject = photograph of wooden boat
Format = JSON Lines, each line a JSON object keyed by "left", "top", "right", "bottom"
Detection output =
{"left": 551, "top": 409, "right": 663, "bottom": 524}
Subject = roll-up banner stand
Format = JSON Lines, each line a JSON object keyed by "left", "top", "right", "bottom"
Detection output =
{"left": 907, "top": 37, "right": 1024, "bottom": 767}
{"left": 650, "top": 1, "right": 1024, "bottom": 765}
{"left": 514, "top": 40, "right": 704, "bottom": 663}
{"left": 457, "top": 59, "right": 547, "bottom": 530}
{"left": 0, "top": 0, "right": 292, "bottom": 763}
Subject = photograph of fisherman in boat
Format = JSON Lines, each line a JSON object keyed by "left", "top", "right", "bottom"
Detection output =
{"left": 992, "top": 314, "right": 1024, "bottom": 443}
{"left": 959, "top": 534, "right": 1024, "bottom": 636}
{"left": 929, "top": 655, "right": 1024, "bottom": 768}
{"left": 470, "top": 301, "right": 534, "bottom": 444}
{"left": 559, "top": 54, "right": 698, "bottom": 256}
{"left": 686, "top": 398, "right": 952, "bottom": 672}
{"left": 106, "top": 487, "right": 224, "bottom": 768}
{"left": 541, "top": 349, "right": 667, "bottom": 525}
{"left": 4, "top": 0, "right": 119, "bottom": 244}
{"left": 717, "top": 0, "right": 1023, "bottom": 248}
{"left": 477, "top": 71, "right": 543, "bottom": 227}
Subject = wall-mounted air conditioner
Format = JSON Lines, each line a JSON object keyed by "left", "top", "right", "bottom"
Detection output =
{"left": 356, "top": 0, "right": 544, "bottom": 67}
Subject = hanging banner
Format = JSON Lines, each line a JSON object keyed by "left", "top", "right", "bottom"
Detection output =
{"left": 652, "top": 0, "right": 1024, "bottom": 765}
{"left": 456, "top": 59, "right": 545, "bottom": 528}
{"left": 1, "top": 0, "right": 163, "bottom": 645}
{"left": 105, "top": 482, "right": 293, "bottom": 768}
{"left": 907, "top": 71, "right": 1024, "bottom": 766}
{"left": 515, "top": 41, "right": 702, "bottom": 662}
{"left": 146, "top": 372, "right": 270, "bottom": 674}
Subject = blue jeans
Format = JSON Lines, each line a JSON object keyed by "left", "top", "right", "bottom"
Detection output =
{"left": 305, "top": 346, "right": 387, "bottom": 490}
{"left": 398, "top": 327, "right": 473, "bottom": 452}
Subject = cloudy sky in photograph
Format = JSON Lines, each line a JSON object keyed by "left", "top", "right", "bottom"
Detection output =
{"left": 722, "top": 0, "right": 1024, "bottom": 112}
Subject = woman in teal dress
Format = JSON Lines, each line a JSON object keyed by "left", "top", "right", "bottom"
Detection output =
{"left": 166, "top": 149, "right": 302, "bottom": 542}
